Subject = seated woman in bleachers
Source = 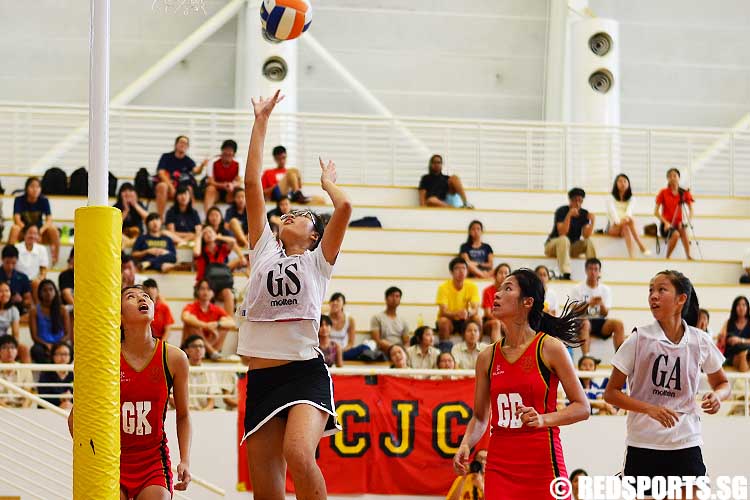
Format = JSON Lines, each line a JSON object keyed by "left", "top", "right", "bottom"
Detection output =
{"left": 132, "top": 213, "right": 177, "bottom": 273}
{"left": 459, "top": 220, "right": 494, "bottom": 279}
{"left": 114, "top": 182, "right": 149, "bottom": 248}
{"left": 328, "top": 292, "right": 379, "bottom": 361}
{"left": 29, "top": 280, "right": 71, "bottom": 364}
{"left": 578, "top": 355, "right": 617, "bottom": 415}
{"left": 15, "top": 224, "right": 48, "bottom": 302}
{"left": 417, "top": 154, "right": 473, "bottom": 209}
{"left": 607, "top": 174, "right": 650, "bottom": 258}
{"left": 534, "top": 265, "right": 558, "bottom": 316}
{"left": 206, "top": 206, "right": 246, "bottom": 270}
{"left": 9, "top": 177, "right": 60, "bottom": 265}
{"left": 388, "top": 344, "right": 408, "bottom": 369}
{"left": 318, "top": 314, "right": 343, "bottom": 368}
{"left": 717, "top": 295, "right": 750, "bottom": 372}
{"left": 165, "top": 185, "right": 202, "bottom": 246}
{"left": 181, "top": 334, "right": 221, "bottom": 411}
{"left": 0, "top": 335, "right": 34, "bottom": 408}
{"left": 224, "top": 187, "right": 249, "bottom": 249}
{"left": 38, "top": 341, "right": 73, "bottom": 409}
{"left": 0, "top": 282, "right": 30, "bottom": 363}
{"left": 193, "top": 225, "right": 236, "bottom": 315}
{"left": 406, "top": 326, "right": 439, "bottom": 369}
{"left": 481, "top": 263, "right": 510, "bottom": 342}
{"left": 451, "top": 319, "right": 488, "bottom": 370}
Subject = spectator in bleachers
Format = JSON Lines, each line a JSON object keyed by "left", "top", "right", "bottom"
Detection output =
{"left": 132, "top": 213, "right": 177, "bottom": 273}
{"left": 436, "top": 257, "right": 481, "bottom": 346}
{"left": 388, "top": 344, "right": 408, "bottom": 369}
{"left": 418, "top": 154, "right": 473, "bottom": 209}
{"left": 370, "top": 286, "right": 410, "bottom": 357}
{"left": 437, "top": 351, "right": 456, "bottom": 370}
{"left": 120, "top": 253, "right": 142, "bottom": 288}
{"left": 30, "top": 280, "right": 71, "bottom": 363}
{"left": 544, "top": 187, "right": 596, "bottom": 280}
{"left": 459, "top": 220, "right": 494, "bottom": 279}
{"left": 143, "top": 279, "right": 174, "bottom": 341}
{"left": 451, "top": 319, "right": 488, "bottom": 370}
{"left": 698, "top": 307, "right": 711, "bottom": 334}
{"left": 718, "top": 296, "right": 750, "bottom": 372}
{"left": 225, "top": 187, "right": 249, "bottom": 249}
{"left": 181, "top": 334, "right": 221, "bottom": 411}
{"left": 654, "top": 168, "right": 694, "bottom": 260}
{"left": 114, "top": 182, "right": 149, "bottom": 248}
{"left": 535, "top": 265, "right": 558, "bottom": 316}
{"left": 9, "top": 177, "right": 60, "bottom": 265}
{"left": 607, "top": 174, "right": 650, "bottom": 258}
{"left": 0, "top": 335, "right": 34, "bottom": 408}
{"left": 181, "top": 279, "right": 234, "bottom": 360}
{"left": 266, "top": 197, "right": 292, "bottom": 233}
{"left": 570, "top": 469, "right": 588, "bottom": 500}
{"left": 328, "top": 292, "right": 356, "bottom": 352}
{"left": 155, "top": 135, "right": 207, "bottom": 219}
{"left": 481, "top": 263, "right": 510, "bottom": 342}
{"left": 578, "top": 355, "right": 617, "bottom": 415}
{"left": 261, "top": 145, "right": 310, "bottom": 203}
{"left": 58, "top": 249, "right": 74, "bottom": 308}
{"left": 39, "top": 341, "right": 73, "bottom": 409}
{"left": 15, "top": 224, "right": 48, "bottom": 302}
{"left": 203, "top": 139, "right": 242, "bottom": 211}
{"left": 570, "top": 258, "right": 625, "bottom": 355}
{"left": 0, "top": 245, "right": 32, "bottom": 315}
{"left": 0, "top": 282, "right": 30, "bottom": 363}
{"left": 407, "top": 326, "right": 439, "bottom": 369}
{"left": 205, "top": 207, "right": 232, "bottom": 237}
{"left": 193, "top": 225, "right": 235, "bottom": 315}
{"left": 318, "top": 314, "right": 343, "bottom": 368}
{"left": 165, "top": 185, "right": 202, "bottom": 246}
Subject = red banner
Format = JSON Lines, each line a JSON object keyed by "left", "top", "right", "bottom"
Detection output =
{"left": 237, "top": 374, "right": 489, "bottom": 495}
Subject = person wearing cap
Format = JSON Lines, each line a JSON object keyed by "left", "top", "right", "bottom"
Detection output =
{"left": 544, "top": 187, "right": 597, "bottom": 280}
{"left": 578, "top": 354, "right": 617, "bottom": 415}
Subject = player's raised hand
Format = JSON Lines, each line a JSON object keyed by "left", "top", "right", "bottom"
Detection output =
{"left": 251, "top": 90, "right": 285, "bottom": 120}
{"left": 319, "top": 157, "right": 338, "bottom": 187}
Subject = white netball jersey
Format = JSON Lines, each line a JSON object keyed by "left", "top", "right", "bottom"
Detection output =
{"left": 611, "top": 320, "right": 724, "bottom": 450}
{"left": 237, "top": 223, "right": 333, "bottom": 360}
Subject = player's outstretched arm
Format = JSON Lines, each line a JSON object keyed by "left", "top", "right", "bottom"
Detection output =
{"left": 453, "top": 348, "right": 492, "bottom": 475}
{"left": 169, "top": 346, "right": 192, "bottom": 491}
{"left": 319, "top": 157, "right": 352, "bottom": 265}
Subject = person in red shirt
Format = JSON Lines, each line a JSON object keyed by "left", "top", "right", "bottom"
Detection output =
{"left": 193, "top": 225, "right": 236, "bottom": 314}
{"left": 260, "top": 144, "right": 310, "bottom": 203}
{"left": 654, "top": 168, "right": 695, "bottom": 259}
{"left": 143, "top": 279, "right": 175, "bottom": 341}
{"left": 481, "top": 263, "right": 510, "bottom": 342}
{"left": 203, "top": 139, "right": 243, "bottom": 211}
{"left": 181, "top": 279, "right": 235, "bottom": 359}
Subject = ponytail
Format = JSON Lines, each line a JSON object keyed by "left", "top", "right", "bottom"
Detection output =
{"left": 536, "top": 300, "right": 587, "bottom": 348}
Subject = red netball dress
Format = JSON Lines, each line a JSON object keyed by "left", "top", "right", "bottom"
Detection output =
{"left": 120, "top": 339, "right": 174, "bottom": 499}
{"left": 485, "top": 332, "right": 569, "bottom": 500}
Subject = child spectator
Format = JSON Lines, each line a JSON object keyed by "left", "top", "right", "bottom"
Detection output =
{"left": 451, "top": 319, "right": 488, "bottom": 370}
{"left": 654, "top": 167, "right": 695, "bottom": 260}
{"left": 181, "top": 280, "right": 235, "bottom": 360}
{"left": 30, "top": 280, "right": 71, "bottom": 363}
{"left": 59, "top": 249, "right": 74, "bottom": 307}
{"left": 0, "top": 245, "right": 32, "bottom": 315}
{"left": 181, "top": 334, "right": 221, "bottom": 411}
{"left": 9, "top": 177, "right": 60, "bottom": 264}
{"left": 388, "top": 344, "right": 409, "bottom": 369}
{"left": 132, "top": 213, "right": 177, "bottom": 273}
{"left": 407, "top": 326, "right": 439, "bottom": 369}
{"left": 544, "top": 187, "right": 596, "bottom": 280}
{"left": 318, "top": 315, "right": 343, "bottom": 368}
{"left": 15, "top": 224, "right": 49, "bottom": 301}
{"left": 459, "top": 220, "right": 494, "bottom": 278}
{"left": 0, "top": 282, "right": 30, "bottom": 363}
{"left": 418, "top": 154, "right": 473, "bottom": 208}
{"left": 260, "top": 145, "right": 310, "bottom": 203}
{"left": 225, "top": 187, "right": 249, "bottom": 249}
{"left": 165, "top": 185, "right": 202, "bottom": 246}
{"left": 436, "top": 257, "right": 481, "bottom": 346}
{"left": 718, "top": 296, "right": 750, "bottom": 372}
{"left": 370, "top": 286, "right": 410, "bottom": 356}
{"left": 0, "top": 335, "right": 34, "bottom": 408}
{"left": 203, "top": 139, "right": 242, "bottom": 210}
{"left": 578, "top": 355, "right": 617, "bottom": 415}
{"left": 38, "top": 341, "right": 74, "bottom": 409}
{"left": 607, "top": 174, "right": 650, "bottom": 257}
{"left": 143, "top": 279, "right": 174, "bottom": 341}
{"left": 114, "top": 182, "right": 149, "bottom": 248}
{"left": 155, "top": 135, "right": 207, "bottom": 219}
{"left": 535, "top": 264, "right": 558, "bottom": 316}
{"left": 267, "top": 197, "right": 292, "bottom": 232}
{"left": 481, "top": 263, "right": 510, "bottom": 342}
{"left": 193, "top": 225, "right": 235, "bottom": 315}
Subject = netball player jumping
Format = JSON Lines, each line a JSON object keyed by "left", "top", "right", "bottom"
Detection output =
{"left": 604, "top": 270, "right": 730, "bottom": 496}
{"left": 69, "top": 285, "right": 192, "bottom": 499}
{"left": 454, "top": 268, "right": 590, "bottom": 499}
{"left": 237, "top": 90, "right": 352, "bottom": 499}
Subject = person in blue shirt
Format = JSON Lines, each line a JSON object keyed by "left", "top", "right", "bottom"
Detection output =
{"left": 9, "top": 177, "right": 60, "bottom": 264}
{"left": 165, "top": 185, "right": 202, "bottom": 246}
{"left": 578, "top": 355, "right": 617, "bottom": 415}
{"left": 154, "top": 135, "right": 207, "bottom": 219}
{"left": 459, "top": 220, "right": 494, "bottom": 279}
{"left": 225, "top": 187, "right": 249, "bottom": 249}
{"left": 0, "top": 245, "right": 32, "bottom": 315}
{"left": 113, "top": 182, "right": 149, "bottom": 248}
{"left": 132, "top": 213, "right": 177, "bottom": 273}
{"left": 30, "top": 280, "right": 71, "bottom": 363}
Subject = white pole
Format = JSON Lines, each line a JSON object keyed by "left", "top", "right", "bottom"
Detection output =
{"left": 88, "top": 0, "right": 110, "bottom": 206}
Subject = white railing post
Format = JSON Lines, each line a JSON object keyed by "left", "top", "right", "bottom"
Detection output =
{"left": 526, "top": 130, "right": 533, "bottom": 190}
{"left": 729, "top": 132, "right": 736, "bottom": 197}
{"left": 647, "top": 129, "right": 653, "bottom": 194}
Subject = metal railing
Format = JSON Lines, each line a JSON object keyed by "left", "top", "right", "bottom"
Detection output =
{"left": 2, "top": 102, "right": 750, "bottom": 196}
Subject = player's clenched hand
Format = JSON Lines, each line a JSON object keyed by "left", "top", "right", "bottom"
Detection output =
{"left": 175, "top": 462, "right": 191, "bottom": 490}
{"left": 516, "top": 405, "right": 546, "bottom": 428}
{"left": 453, "top": 444, "right": 471, "bottom": 475}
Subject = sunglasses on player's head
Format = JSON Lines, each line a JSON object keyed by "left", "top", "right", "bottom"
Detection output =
{"left": 280, "top": 210, "right": 315, "bottom": 224}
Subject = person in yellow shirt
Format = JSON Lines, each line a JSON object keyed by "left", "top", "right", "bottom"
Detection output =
{"left": 436, "top": 257, "right": 481, "bottom": 348}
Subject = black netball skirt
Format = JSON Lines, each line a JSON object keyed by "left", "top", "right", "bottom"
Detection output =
{"left": 242, "top": 354, "right": 341, "bottom": 443}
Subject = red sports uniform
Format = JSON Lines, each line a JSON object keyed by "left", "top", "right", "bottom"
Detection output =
{"left": 120, "top": 339, "right": 174, "bottom": 499}
{"left": 485, "top": 332, "right": 569, "bottom": 500}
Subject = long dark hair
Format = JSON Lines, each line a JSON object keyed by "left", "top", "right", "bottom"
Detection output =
{"left": 509, "top": 269, "right": 586, "bottom": 347}
{"left": 428, "top": 154, "right": 443, "bottom": 172}
{"left": 204, "top": 206, "right": 225, "bottom": 232}
{"left": 655, "top": 270, "right": 700, "bottom": 327}
{"left": 465, "top": 220, "right": 483, "bottom": 246}
{"left": 25, "top": 177, "right": 41, "bottom": 200}
{"left": 728, "top": 295, "right": 750, "bottom": 330}
{"left": 116, "top": 182, "right": 137, "bottom": 206}
{"left": 0, "top": 282, "right": 11, "bottom": 309}
{"left": 611, "top": 173, "right": 633, "bottom": 202}
{"left": 174, "top": 185, "right": 193, "bottom": 213}
{"left": 38, "top": 279, "right": 63, "bottom": 334}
